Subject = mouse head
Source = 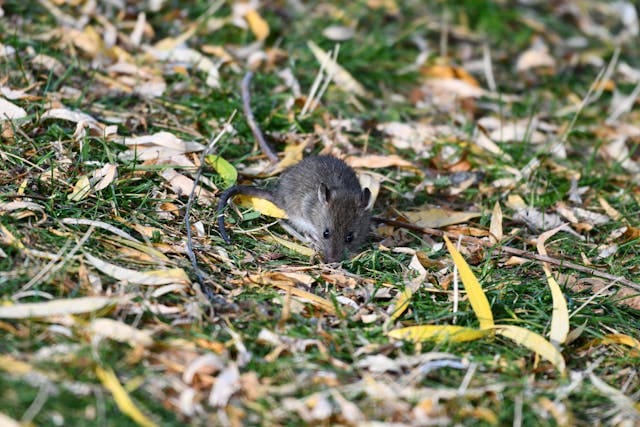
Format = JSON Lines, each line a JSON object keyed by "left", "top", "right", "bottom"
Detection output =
{"left": 312, "top": 183, "right": 372, "bottom": 263}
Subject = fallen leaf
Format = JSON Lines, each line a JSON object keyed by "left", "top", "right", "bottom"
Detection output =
{"left": 388, "top": 325, "right": 490, "bottom": 343}
{"left": 489, "top": 202, "right": 503, "bottom": 244}
{"left": 233, "top": 195, "right": 287, "bottom": 218}
{"left": 89, "top": 318, "right": 154, "bottom": 347}
{"left": 68, "top": 175, "right": 92, "bottom": 201}
{"left": 206, "top": 154, "right": 238, "bottom": 188}
{"left": 95, "top": 366, "right": 157, "bottom": 427}
{"left": 345, "top": 154, "right": 414, "bottom": 169}
{"left": 0, "top": 97, "right": 27, "bottom": 120}
{"left": 264, "top": 234, "right": 315, "bottom": 257}
{"left": 444, "top": 236, "right": 494, "bottom": 329}
{"left": 494, "top": 325, "right": 566, "bottom": 374}
{"left": 307, "top": 40, "right": 368, "bottom": 98}
{"left": 536, "top": 225, "right": 570, "bottom": 346}
{"left": 404, "top": 208, "right": 481, "bottom": 229}
{"left": 84, "top": 253, "right": 190, "bottom": 286}
{"left": 0, "top": 296, "right": 115, "bottom": 319}
{"left": 244, "top": 9, "right": 270, "bottom": 41}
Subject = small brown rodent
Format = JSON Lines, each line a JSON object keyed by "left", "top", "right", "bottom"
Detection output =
{"left": 218, "top": 155, "right": 372, "bottom": 262}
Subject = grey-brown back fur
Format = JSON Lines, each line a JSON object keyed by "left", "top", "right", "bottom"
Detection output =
{"left": 218, "top": 155, "right": 371, "bottom": 262}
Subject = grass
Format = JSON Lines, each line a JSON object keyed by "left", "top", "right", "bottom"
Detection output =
{"left": 1, "top": 0, "right": 640, "bottom": 425}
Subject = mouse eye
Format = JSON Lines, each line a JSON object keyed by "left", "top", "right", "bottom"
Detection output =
{"left": 323, "top": 229, "right": 330, "bottom": 239}
{"left": 345, "top": 232, "right": 354, "bottom": 243}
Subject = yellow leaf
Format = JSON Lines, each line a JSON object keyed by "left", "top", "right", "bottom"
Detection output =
{"left": 494, "top": 325, "right": 566, "bottom": 374}
{"left": 95, "top": 366, "right": 157, "bottom": 427}
{"left": 68, "top": 175, "right": 91, "bottom": 201}
{"left": 536, "top": 225, "right": 570, "bottom": 346}
{"left": 250, "top": 274, "right": 335, "bottom": 315}
{"left": 601, "top": 334, "right": 640, "bottom": 352}
{"left": 234, "top": 195, "right": 287, "bottom": 218}
{"left": 264, "top": 234, "right": 315, "bottom": 257}
{"left": 544, "top": 267, "right": 569, "bottom": 346}
{"left": 404, "top": 209, "right": 481, "bottom": 228}
{"left": 0, "top": 355, "right": 33, "bottom": 375}
{"left": 0, "top": 224, "right": 24, "bottom": 248}
{"left": 274, "top": 143, "right": 305, "bottom": 172}
{"left": 444, "top": 236, "right": 494, "bottom": 328}
{"left": 244, "top": 9, "right": 270, "bottom": 41}
{"left": 389, "top": 288, "right": 412, "bottom": 322}
{"left": 388, "top": 325, "right": 490, "bottom": 343}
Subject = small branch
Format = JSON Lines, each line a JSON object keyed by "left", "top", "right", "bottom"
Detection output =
{"left": 374, "top": 216, "right": 640, "bottom": 293}
{"left": 185, "top": 111, "right": 236, "bottom": 301}
{"left": 242, "top": 71, "right": 279, "bottom": 164}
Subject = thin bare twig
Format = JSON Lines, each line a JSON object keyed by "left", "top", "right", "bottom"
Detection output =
{"left": 242, "top": 71, "right": 279, "bottom": 163}
{"left": 184, "top": 111, "right": 236, "bottom": 294}
{"left": 374, "top": 216, "right": 640, "bottom": 292}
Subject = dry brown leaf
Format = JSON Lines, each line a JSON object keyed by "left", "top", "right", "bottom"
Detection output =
{"left": 403, "top": 208, "right": 481, "bottom": 228}
{"left": 84, "top": 253, "right": 190, "bottom": 286}
{"left": 244, "top": 9, "right": 270, "bottom": 41}
{"left": 89, "top": 318, "right": 154, "bottom": 347}
{"left": 159, "top": 168, "right": 215, "bottom": 203}
{"left": 345, "top": 154, "right": 414, "bottom": 169}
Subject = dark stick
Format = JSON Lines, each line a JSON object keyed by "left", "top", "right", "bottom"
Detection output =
{"left": 373, "top": 216, "right": 640, "bottom": 293}
{"left": 185, "top": 112, "right": 236, "bottom": 291}
{"left": 241, "top": 71, "right": 279, "bottom": 164}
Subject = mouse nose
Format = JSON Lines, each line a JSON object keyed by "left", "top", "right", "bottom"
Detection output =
{"left": 322, "top": 248, "right": 344, "bottom": 263}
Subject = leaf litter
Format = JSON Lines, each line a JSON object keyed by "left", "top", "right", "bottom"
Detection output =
{"left": 1, "top": 0, "right": 640, "bottom": 425}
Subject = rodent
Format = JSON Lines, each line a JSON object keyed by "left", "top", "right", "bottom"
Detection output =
{"left": 217, "top": 155, "right": 372, "bottom": 262}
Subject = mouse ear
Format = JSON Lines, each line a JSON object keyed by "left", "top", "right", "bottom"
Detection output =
{"left": 318, "top": 183, "right": 331, "bottom": 204}
{"left": 361, "top": 188, "right": 371, "bottom": 209}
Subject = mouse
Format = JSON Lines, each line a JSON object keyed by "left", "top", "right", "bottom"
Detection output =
{"left": 217, "top": 155, "right": 372, "bottom": 262}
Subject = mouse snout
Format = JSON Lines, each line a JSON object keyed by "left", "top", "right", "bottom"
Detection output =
{"left": 322, "top": 245, "right": 345, "bottom": 263}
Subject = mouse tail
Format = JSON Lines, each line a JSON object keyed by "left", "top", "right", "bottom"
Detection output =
{"left": 217, "top": 185, "right": 276, "bottom": 244}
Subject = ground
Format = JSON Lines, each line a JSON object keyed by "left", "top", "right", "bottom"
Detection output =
{"left": 1, "top": 1, "right": 640, "bottom": 426}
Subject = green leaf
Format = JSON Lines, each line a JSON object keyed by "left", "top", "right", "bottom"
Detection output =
{"left": 206, "top": 154, "right": 237, "bottom": 188}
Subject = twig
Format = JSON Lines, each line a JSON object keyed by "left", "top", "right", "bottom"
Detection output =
{"left": 184, "top": 111, "right": 236, "bottom": 298}
{"left": 241, "top": 71, "right": 279, "bottom": 164}
{"left": 374, "top": 216, "right": 640, "bottom": 292}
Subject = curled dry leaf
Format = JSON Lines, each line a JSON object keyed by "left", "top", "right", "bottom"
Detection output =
{"left": 516, "top": 45, "right": 556, "bottom": 72}
{"left": 89, "top": 318, "right": 154, "bottom": 347}
{"left": 183, "top": 354, "right": 225, "bottom": 384}
{"left": 0, "top": 201, "right": 46, "bottom": 224}
{"left": 208, "top": 363, "right": 240, "bottom": 407}
{"left": 160, "top": 168, "right": 215, "bottom": 204}
{"left": 84, "top": 252, "right": 190, "bottom": 286}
